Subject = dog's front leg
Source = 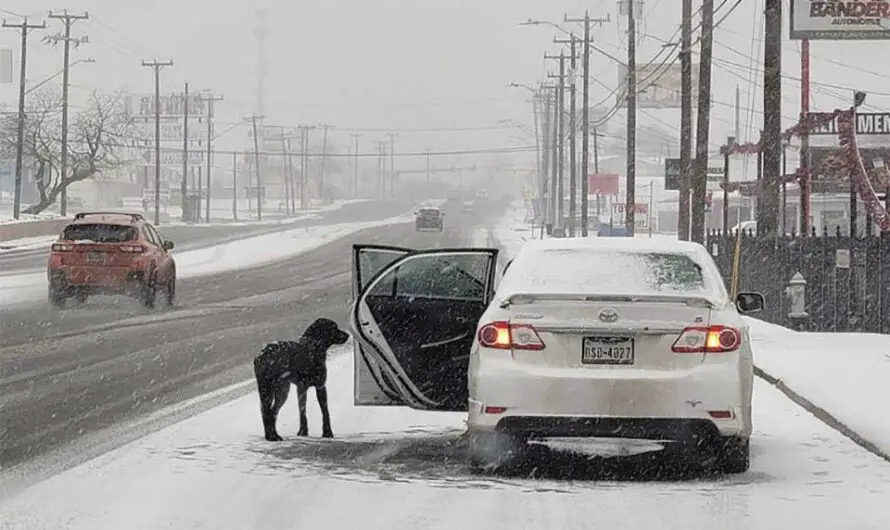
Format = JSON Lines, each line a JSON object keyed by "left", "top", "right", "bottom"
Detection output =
{"left": 316, "top": 386, "right": 333, "bottom": 438}
{"left": 296, "top": 383, "right": 309, "bottom": 436}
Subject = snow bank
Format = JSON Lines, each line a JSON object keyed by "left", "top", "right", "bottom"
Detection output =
{"left": 746, "top": 317, "right": 890, "bottom": 457}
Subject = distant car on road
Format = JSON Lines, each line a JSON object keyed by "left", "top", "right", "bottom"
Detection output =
{"left": 47, "top": 212, "right": 176, "bottom": 309}
{"left": 415, "top": 207, "right": 444, "bottom": 232}
{"left": 463, "top": 200, "right": 476, "bottom": 213}
{"left": 349, "top": 237, "right": 764, "bottom": 474}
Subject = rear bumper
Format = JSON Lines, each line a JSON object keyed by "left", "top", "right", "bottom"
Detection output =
{"left": 468, "top": 352, "right": 750, "bottom": 439}
{"left": 415, "top": 222, "right": 443, "bottom": 231}
{"left": 49, "top": 267, "right": 145, "bottom": 294}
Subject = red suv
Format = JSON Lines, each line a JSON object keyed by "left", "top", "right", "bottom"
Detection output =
{"left": 47, "top": 212, "right": 177, "bottom": 309}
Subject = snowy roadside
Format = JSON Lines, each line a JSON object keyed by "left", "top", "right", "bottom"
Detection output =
{"left": 0, "top": 212, "right": 415, "bottom": 307}
{"left": 744, "top": 318, "right": 890, "bottom": 459}
{"left": 2, "top": 341, "right": 889, "bottom": 529}
{"left": 493, "top": 201, "right": 890, "bottom": 462}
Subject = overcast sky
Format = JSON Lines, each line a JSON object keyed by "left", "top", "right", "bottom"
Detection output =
{"left": 1, "top": 0, "right": 887, "bottom": 177}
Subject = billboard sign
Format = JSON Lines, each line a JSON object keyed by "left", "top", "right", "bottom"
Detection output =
{"left": 790, "top": 1, "right": 890, "bottom": 40}
{"left": 665, "top": 158, "right": 724, "bottom": 189}
{"left": 611, "top": 202, "right": 649, "bottom": 216}
{"left": 135, "top": 118, "right": 207, "bottom": 144}
{"left": 617, "top": 62, "right": 699, "bottom": 109}
{"left": 131, "top": 93, "right": 208, "bottom": 118}
{"left": 141, "top": 149, "right": 204, "bottom": 166}
{"left": 588, "top": 173, "right": 620, "bottom": 195}
{"left": 809, "top": 111, "right": 890, "bottom": 135}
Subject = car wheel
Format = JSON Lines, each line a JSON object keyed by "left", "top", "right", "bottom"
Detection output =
{"left": 467, "top": 431, "right": 525, "bottom": 474}
{"left": 165, "top": 273, "right": 176, "bottom": 306}
{"left": 48, "top": 289, "right": 67, "bottom": 308}
{"left": 716, "top": 436, "right": 750, "bottom": 473}
{"left": 74, "top": 291, "right": 88, "bottom": 304}
{"left": 140, "top": 271, "right": 157, "bottom": 309}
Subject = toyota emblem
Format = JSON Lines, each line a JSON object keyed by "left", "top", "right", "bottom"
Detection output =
{"left": 598, "top": 308, "right": 619, "bottom": 323}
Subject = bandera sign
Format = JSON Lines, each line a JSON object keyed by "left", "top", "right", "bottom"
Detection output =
{"left": 790, "top": 0, "right": 890, "bottom": 40}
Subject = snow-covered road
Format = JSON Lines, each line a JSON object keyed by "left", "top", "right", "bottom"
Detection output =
{"left": 1, "top": 341, "right": 888, "bottom": 529}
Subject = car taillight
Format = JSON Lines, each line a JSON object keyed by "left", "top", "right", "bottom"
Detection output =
{"left": 477, "top": 321, "right": 545, "bottom": 351}
{"left": 120, "top": 245, "right": 145, "bottom": 253}
{"left": 671, "top": 325, "right": 742, "bottom": 353}
{"left": 52, "top": 243, "right": 74, "bottom": 252}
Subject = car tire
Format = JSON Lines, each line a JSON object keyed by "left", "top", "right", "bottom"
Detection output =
{"left": 716, "top": 436, "right": 750, "bottom": 474}
{"left": 48, "top": 289, "right": 67, "bottom": 308}
{"left": 467, "top": 431, "right": 525, "bottom": 474}
{"left": 165, "top": 273, "right": 176, "bottom": 306}
{"left": 140, "top": 271, "right": 157, "bottom": 309}
{"left": 74, "top": 291, "right": 88, "bottom": 304}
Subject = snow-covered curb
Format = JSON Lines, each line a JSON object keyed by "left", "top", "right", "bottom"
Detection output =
{"left": 745, "top": 317, "right": 890, "bottom": 461}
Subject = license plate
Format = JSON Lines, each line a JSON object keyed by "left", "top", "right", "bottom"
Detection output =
{"left": 582, "top": 337, "right": 635, "bottom": 365}
{"left": 87, "top": 252, "right": 104, "bottom": 264}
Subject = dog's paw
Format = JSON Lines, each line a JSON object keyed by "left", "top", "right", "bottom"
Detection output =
{"left": 322, "top": 430, "right": 334, "bottom": 439}
{"left": 265, "top": 432, "right": 284, "bottom": 442}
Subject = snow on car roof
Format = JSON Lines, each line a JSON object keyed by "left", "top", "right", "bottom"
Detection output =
{"left": 498, "top": 236, "right": 729, "bottom": 306}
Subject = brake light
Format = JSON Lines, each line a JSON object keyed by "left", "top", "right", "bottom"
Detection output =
{"left": 52, "top": 243, "right": 74, "bottom": 252}
{"left": 120, "top": 245, "right": 145, "bottom": 253}
{"left": 671, "top": 325, "right": 742, "bottom": 353}
{"left": 477, "top": 321, "right": 545, "bottom": 351}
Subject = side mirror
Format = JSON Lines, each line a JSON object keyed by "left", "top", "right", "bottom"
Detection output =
{"left": 163, "top": 240, "right": 175, "bottom": 251}
{"left": 735, "top": 292, "right": 764, "bottom": 314}
{"left": 441, "top": 212, "right": 446, "bottom": 217}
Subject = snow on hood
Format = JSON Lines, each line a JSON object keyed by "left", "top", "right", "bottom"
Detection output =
{"left": 496, "top": 237, "right": 729, "bottom": 308}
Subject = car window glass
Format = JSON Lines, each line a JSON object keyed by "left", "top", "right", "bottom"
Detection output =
{"left": 142, "top": 227, "right": 158, "bottom": 247}
{"left": 62, "top": 224, "right": 138, "bottom": 243}
{"left": 147, "top": 225, "right": 164, "bottom": 247}
{"left": 359, "top": 251, "right": 405, "bottom": 292}
{"left": 368, "top": 254, "right": 489, "bottom": 300}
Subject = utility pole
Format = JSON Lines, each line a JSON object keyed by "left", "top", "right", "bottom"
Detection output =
{"left": 141, "top": 59, "right": 174, "bottom": 225}
{"left": 799, "top": 40, "right": 811, "bottom": 234}
{"left": 625, "top": 0, "right": 638, "bottom": 236}
{"left": 593, "top": 128, "right": 602, "bottom": 220}
{"left": 246, "top": 114, "right": 264, "bottom": 219}
{"left": 761, "top": 0, "right": 783, "bottom": 237}
{"left": 540, "top": 89, "right": 552, "bottom": 229}
{"left": 425, "top": 149, "right": 432, "bottom": 187}
{"left": 47, "top": 10, "right": 89, "bottom": 218}
{"left": 200, "top": 93, "right": 223, "bottom": 222}
{"left": 554, "top": 35, "right": 579, "bottom": 237}
{"left": 387, "top": 133, "right": 397, "bottom": 197}
{"left": 723, "top": 136, "right": 735, "bottom": 232}
{"left": 319, "top": 124, "right": 332, "bottom": 199}
{"left": 2, "top": 17, "right": 45, "bottom": 220}
{"left": 691, "top": 0, "right": 714, "bottom": 243}
{"left": 298, "top": 125, "right": 314, "bottom": 210}
{"left": 277, "top": 127, "right": 291, "bottom": 215}
{"left": 678, "top": 0, "right": 694, "bottom": 240}
{"left": 232, "top": 150, "right": 238, "bottom": 220}
{"left": 287, "top": 137, "right": 296, "bottom": 213}
{"left": 351, "top": 134, "right": 361, "bottom": 197}
{"left": 565, "top": 11, "right": 609, "bottom": 237}
{"left": 181, "top": 82, "right": 189, "bottom": 221}
{"left": 546, "top": 52, "right": 568, "bottom": 232}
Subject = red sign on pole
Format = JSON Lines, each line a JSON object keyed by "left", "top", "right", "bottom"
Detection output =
{"left": 588, "top": 173, "right": 620, "bottom": 195}
{"left": 611, "top": 203, "right": 649, "bottom": 215}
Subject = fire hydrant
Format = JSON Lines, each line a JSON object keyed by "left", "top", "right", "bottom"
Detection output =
{"left": 785, "top": 272, "right": 809, "bottom": 331}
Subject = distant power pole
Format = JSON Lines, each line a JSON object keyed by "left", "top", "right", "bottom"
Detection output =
{"left": 141, "top": 59, "right": 174, "bottom": 225}
{"left": 691, "top": 0, "right": 714, "bottom": 244}
{"left": 545, "top": 51, "right": 568, "bottom": 230}
{"left": 46, "top": 10, "right": 89, "bottom": 218}
{"left": 318, "top": 124, "right": 332, "bottom": 197}
{"left": 425, "top": 149, "right": 432, "bottom": 187}
{"left": 181, "top": 82, "right": 189, "bottom": 221}
{"left": 199, "top": 93, "right": 224, "bottom": 222}
{"left": 387, "top": 133, "right": 397, "bottom": 197}
{"left": 2, "top": 17, "right": 45, "bottom": 220}
{"left": 761, "top": 0, "right": 783, "bottom": 237}
{"left": 351, "top": 134, "right": 361, "bottom": 197}
{"left": 246, "top": 114, "right": 265, "bottom": 219}
{"left": 553, "top": 34, "right": 580, "bottom": 237}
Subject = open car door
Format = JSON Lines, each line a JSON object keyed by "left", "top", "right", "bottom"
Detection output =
{"left": 352, "top": 248, "right": 499, "bottom": 411}
{"left": 352, "top": 244, "right": 412, "bottom": 406}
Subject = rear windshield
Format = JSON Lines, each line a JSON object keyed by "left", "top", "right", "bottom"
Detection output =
{"left": 418, "top": 209, "right": 440, "bottom": 216}
{"left": 505, "top": 248, "right": 710, "bottom": 296}
{"left": 62, "top": 223, "right": 138, "bottom": 243}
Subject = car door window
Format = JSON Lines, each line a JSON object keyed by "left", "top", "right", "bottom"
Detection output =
{"left": 147, "top": 225, "right": 165, "bottom": 248}
{"left": 142, "top": 227, "right": 159, "bottom": 247}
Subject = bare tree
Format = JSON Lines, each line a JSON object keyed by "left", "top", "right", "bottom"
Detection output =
{"left": 0, "top": 88, "right": 135, "bottom": 215}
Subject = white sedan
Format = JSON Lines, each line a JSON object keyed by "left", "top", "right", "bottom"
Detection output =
{"left": 348, "top": 237, "right": 764, "bottom": 473}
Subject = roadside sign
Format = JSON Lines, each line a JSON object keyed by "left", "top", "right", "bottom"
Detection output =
{"left": 131, "top": 93, "right": 208, "bottom": 118}
{"left": 141, "top": 150, "right": 204, "bottom": 166}
{"left": 135, "top": 117, "right": 207, "bottom": 144}
{"left": 611, "top": 202, "right": 648, "bottom": 216}
{"left": 666, "top": 159, "right": 725, "bottom": 189}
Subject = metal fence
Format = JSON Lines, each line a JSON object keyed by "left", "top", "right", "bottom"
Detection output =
{"left": 706, "top": 228, "right": 890, "bottom": 334}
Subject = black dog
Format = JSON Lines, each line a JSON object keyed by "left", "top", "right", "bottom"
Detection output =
{"left": 253, "top": 318, "right": 350, "bottom": 441}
